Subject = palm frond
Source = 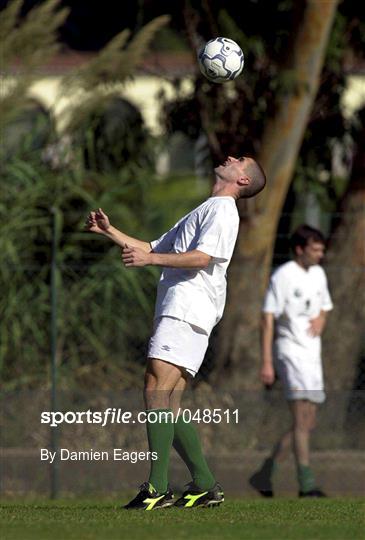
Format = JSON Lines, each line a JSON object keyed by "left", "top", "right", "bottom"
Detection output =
{"left": 1, "top": 0, "right": 69, "bottom": 69}
{"left": 61, "top": 30, "right": 131, "bottom": 93}
{"left": 61, "top": 14, "right": 170, "bottom": 96}
{"left": 0, "top": 81, "right": 30, "bottom": 131}
{"left": 117, "top": 14, "right": 171, "bottom": 80}
{"left": 0, "top": 0, "right": 22, "bottom": 46}
{"left": 0, "top": 0, "right": 69, "bottom": 133}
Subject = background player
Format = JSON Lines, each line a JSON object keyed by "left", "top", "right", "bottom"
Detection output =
{"left": 250, "top": 224, "right": 333, "bottom": 497}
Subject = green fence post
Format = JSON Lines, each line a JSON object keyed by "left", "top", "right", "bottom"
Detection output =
{"left": 50, "top": 207, "right": 59, "bottom": 499}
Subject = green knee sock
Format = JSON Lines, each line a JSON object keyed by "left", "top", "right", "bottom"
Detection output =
{"left": 146, "top": 408, "right": 174, "bottom": 493}
{"left": 297, "top": 464, "right": 316, "bottom": 493}
{"left": 173, "top": 417, "right": 215, "bottom": 490}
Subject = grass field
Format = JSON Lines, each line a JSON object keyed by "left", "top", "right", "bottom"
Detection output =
{"left": 1, "top": 498, "right": 364, "bottom": 540}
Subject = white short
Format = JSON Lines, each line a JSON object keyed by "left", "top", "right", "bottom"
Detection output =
{"left": 275, "top": 355, "right": 326, "bottom": 404}
{"left": 147, "top": 316, "right": 209, "bottom": 377}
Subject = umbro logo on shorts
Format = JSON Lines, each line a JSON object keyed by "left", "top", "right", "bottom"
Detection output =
{"left": 161, "top": 345, "right": 171, "bottom": 351}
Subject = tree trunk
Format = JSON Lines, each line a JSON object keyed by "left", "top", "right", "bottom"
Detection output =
{"left": 212, "top": 0, "right": 339, "bottom": 387}
{"left": 323, "top": 113, "right": 365, "bottom": 391}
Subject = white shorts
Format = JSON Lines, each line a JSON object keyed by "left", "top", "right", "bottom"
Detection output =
{"left": 147, "top": 316, "right": 209, "bottom": 377}
{"left": 275, "top": 355, "right": 326, "bottom": 404}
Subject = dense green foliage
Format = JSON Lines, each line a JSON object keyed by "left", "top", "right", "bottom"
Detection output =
{"left": 0, "top": 145, "right": 209, "bottom": 389}
{"left": 0, "top": 156, "right": 153, "bottom": 388}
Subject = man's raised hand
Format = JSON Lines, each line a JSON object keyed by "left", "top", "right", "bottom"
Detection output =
{"left": 85, "top": 208, "right": 111, "bottom": 234}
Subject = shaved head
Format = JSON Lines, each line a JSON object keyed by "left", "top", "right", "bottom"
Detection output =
{"left": 239, "top": 158, "right": 266, "bottom": 198}
{"left": 212, "top": 155, "right": 266, "bottom": 199}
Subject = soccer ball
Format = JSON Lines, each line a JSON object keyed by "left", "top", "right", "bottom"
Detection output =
{"left": 198, "top": 37, "right": 244, "bottom": 83}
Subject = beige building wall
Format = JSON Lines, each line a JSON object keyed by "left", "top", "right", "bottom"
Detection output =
{"left": 27, "top": 76, "right": 194, "bottom": 135}
{"left": 2, "top": 73, "right": 364, "bottom": 132}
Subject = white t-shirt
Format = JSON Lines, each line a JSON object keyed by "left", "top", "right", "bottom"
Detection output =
{"left": 150, "top": 196, "right": 240, "bottom": 333}
{"left": 263, "top": 260, "right": 333, "bottom": 360}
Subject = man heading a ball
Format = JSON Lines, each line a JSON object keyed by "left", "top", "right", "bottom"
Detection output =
{"left": 86, "top": 156, "right": 266, "bottom": 509}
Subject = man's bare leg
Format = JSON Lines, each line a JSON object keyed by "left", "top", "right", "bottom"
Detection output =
{"left": 271, "top": 429, "right": 293, "bottom": 463}
{"left": 291, "top": 400, "right": 317, "bottom": 466}
{"left": 143, "top": 359, "right": 185, "bottom": 494}
{"left": 169, "top": 375, "right": 187, "bottom": 416}
{"left": 144, "top": 358, "right": 185, "bottom": 410}
{"left": 290, "top": 400, "right": 321, "bottom": 494}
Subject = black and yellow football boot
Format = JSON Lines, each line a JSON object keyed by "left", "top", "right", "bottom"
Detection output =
{"left": 174, "top": 482, "right": 224, "bottom": 508}
{"left": 123, "top": 482, "right": 174, "bottom": 510}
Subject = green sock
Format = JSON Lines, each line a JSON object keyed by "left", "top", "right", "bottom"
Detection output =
{"left": 297, "top": 464, "right": 316, "bottom": 493}
{"left": 173, "top": 416, "right": 215, "bottom": 490}
{"left": 146, "top": 408, "right": 174, "bottom": 493}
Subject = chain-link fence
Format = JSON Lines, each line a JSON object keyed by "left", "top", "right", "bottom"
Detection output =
{"left": 1, "top": 225, "right": 364, "bottom": 497}
{"left": 1, "top": 387, "right": 365, "bottom": 496}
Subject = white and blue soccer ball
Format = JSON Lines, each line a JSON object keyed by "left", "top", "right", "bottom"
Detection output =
{"left": 198, "top": 37, "right": 244, "bottom": 83}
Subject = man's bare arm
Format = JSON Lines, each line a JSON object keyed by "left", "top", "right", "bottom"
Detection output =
{"left": 150, "top": 250, "right": 211, "bottom": 269}
{"left": 85, "top": 208, "right": 151, "bottom": 252}
{"left": 121, "top": 246, "right": 212, "bottom": 269}
{"left": 104, "top": 225, "right": 151, "bottom": 252}
{"left": 260, "top": 312, "right": 275, "bottom": 386}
